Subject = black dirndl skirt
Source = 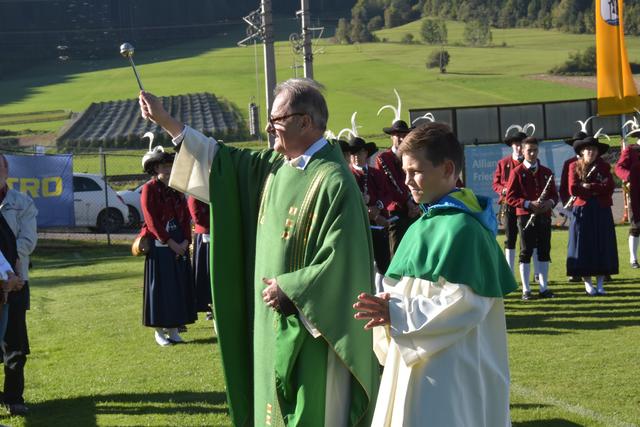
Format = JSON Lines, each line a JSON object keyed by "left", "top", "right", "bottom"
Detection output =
{"left": 143, "top": 221, "right": 197, "bottom": 327}
{"left": 193, "top": 233, "right": 212, "bottom": 312}
{"left": 566, "top": 198, "right": 619, "bottom": 277}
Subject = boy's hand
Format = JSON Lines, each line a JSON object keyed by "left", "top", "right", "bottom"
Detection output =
{"left": 353, "top": 292, "right": 391, "bottom": 330}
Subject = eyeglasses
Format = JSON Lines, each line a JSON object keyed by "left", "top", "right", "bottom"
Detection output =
{"left": 268, "top": 112, "right": 306, "bottom": 128}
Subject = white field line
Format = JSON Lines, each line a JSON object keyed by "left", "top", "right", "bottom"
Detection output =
{"left": 512, "top": 383, "right": 638, "bottom": 427}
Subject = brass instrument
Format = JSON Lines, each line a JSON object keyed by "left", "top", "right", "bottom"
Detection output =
{"left": 524, "top": 174, "right": 555, "bottom": 231}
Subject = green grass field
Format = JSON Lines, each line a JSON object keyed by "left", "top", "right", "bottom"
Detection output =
{"left": 2, "top": 228, "right": 637, "bottom": 426}
{"left": 0, "top": 19, "right": 629, "bottom": 142}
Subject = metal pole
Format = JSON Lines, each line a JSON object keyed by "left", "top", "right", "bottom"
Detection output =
{"left": 262, "top": 0, "right": 277, "bottom": 147}
{"left": 300, "top": 0, "right": 314, "bottom": 79}
{"left": 99, "top": 147, "right": 112, "bottom": 245}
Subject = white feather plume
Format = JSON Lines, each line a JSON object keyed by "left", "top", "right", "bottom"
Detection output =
{"left": 593, "top": 128, "right": 610, "bottom": 141}
{"left": 627, "top": 127, "right": 640, "bottom": 138}
{"left": 576, "top": 116, "right": 595, "bottom": 134}
{"left": 337, "top": 112, "right": 360, "bottom": 141}
{"left": 523, "top": 123, "right": 536, "bottom": 136}
{"left": 324, "top": 130, "right": 337, "bottom": 140}
{"left": 377, "top": 89, "right": 402, "bottom": 124}
{"left": 411, "top": 113, "right": 435, "bottom": 125}
{"left": 143, "top": 132, "right": 155, "bottom": 151}
{"left": 504, "top": 124, "right": 523, "bottom": 138}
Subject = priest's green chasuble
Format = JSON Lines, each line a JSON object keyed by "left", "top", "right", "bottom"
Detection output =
{"left": 201, "top": 139, "right": 379, "bottom": 427}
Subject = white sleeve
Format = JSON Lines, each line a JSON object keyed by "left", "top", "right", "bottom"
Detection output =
{"left": 0, "top": 250, "right": 14, "bottom": 279}
{"left": 168, "top": 126, "right": 220, "bottom": 203}
{"left": 15, "top": 195, "right": 38, "bottom": 261}
{"left": 388, "top": 281, "right": 495, "bottom": 367}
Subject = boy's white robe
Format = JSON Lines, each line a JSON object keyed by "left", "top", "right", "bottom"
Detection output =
{"left": 372, "top": 276, "right": 511, "bottom": 427}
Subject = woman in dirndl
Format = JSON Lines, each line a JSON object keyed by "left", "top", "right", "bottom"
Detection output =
{"left": 187, "top": 196, "right": 212, "bottom": 320}
{"left": 140, "top": 146, "right": 196, "bottom": 346}
{"left": 566, "top": 134, "right": 618, "bottom": 296}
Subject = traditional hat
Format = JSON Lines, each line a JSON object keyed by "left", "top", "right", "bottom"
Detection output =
{"left": 411, "top": 112, "right": 436, "bottom": 128}
{"left": 623, "top": 113, "right": 640, "bottom": 142}
{"left": 503, "top": 123, "right": 535, "bottom": 146}
{"left": 345, "top": 136, "right": 377, "bottom": 155}
{"left": 573, "top": 128, "right": 610, "bottom": 156}
{"left": 378, "top": 89, "right": 413, "bottom": 135}
{"left": 141, "top": 132, "right": 174, "bottom": 175}
{"left": 564, "top": 116, "right": 594, "bottom": 146}
{"left": 325, "top": 130, "right": 350, "bottom": 154}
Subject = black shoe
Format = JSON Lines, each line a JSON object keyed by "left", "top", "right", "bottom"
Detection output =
{"left": 178, "top": 325, "right": 187, "bottom": 333}
{"left": 205, "top": 312, "right": 213, "bottom": 321}
{"left": 603, "top": 275, "right": 612, "bottom": 282}
{"left": 568, "top": 276, "right": 582, "bottom": 283}
{"left": 5, "top": 403, "right": 28, "bottom": 416}
{"left": 596, "top": 290, "right": 607, "bottom": 296}
{"left": 631, "top": 262, "right": 639, "bottom": 269}
{"left": 585, "top": 290, "right": 597, "bottom": 297}
{"left": 538, "top": 289, "right": 555, "bottom": 299}
{"left": 521, "top": 291, "right": 533, "bottom": 301}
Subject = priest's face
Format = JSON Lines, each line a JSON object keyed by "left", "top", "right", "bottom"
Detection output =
{"left": 403, "top": 150, "right": 456, "bottom": 204}
{"left": 266, "top": 93, "right": 309, "bottom": 157}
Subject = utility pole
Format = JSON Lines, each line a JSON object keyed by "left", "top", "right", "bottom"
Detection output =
{"left": 262, "top": 0, "right": 277, "bottom": 147}
{"left": 299, "top": 0, "right": 314, "bottom": 79}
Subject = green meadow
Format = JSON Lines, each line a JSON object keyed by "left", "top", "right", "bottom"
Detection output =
{"left": 1, "top": 229, "right": 637, "bottom": 426}
{"left": 1, "top": 19, "right": 632, "bottom": 143}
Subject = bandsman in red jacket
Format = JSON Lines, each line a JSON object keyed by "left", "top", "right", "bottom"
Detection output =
{"left": 616, "top": 118, "right": 640, "bottom": 268}
{"left": 506, "top": 137, "right": 559, "bottom": 300}
{"left": 493, "top": 127, "right": 526, "bottom": 271}
{"left": 566, "top": 135, "right": 618, "bottom": 295}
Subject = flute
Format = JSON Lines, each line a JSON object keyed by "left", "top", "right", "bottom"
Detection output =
{"left": 524, "top": 174, "right": 555, "bottom": 231}
{"left": 563, "top": 164, "right": 598, "bottom": 210}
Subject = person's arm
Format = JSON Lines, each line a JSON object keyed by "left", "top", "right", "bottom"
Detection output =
{"left": 140, "top": 184, "right": 171, "bottom": 243}
{"left": 506, "top": 170, "right": 528, "bottom": 210}
{"left": 588, "top": 163, "right": 615, "bottom": 196}
{"left": 569, "top": 163, "right": 594, "bottom": 199}
{"left": 492, "top": 160, "right": 505, "bottom": 196}
{"left": 139, "top": 91, "right": 218, "bottom": 202}
{"left": 386, "top": 279, "right": 494, "bottom": 368}
{"left": 615, "top": 147, "right": 632, "bottom": 182}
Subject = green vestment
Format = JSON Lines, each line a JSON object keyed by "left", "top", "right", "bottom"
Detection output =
{"left": 209, "top": 142, "right": 379, "bottom": 426}
{"left": 385, "top": 188, "right": 517, "bottom": 297}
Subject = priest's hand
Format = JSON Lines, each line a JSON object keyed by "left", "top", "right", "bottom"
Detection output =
{"left": 353, "top": 292, "right": 390, "bottom": 330}
{"left": 139, "top": 91, "right": 185, "bottom": 138}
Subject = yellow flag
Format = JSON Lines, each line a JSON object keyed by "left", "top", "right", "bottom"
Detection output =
{"left": 596, "top": 0, "right": 640, "bottom": 115}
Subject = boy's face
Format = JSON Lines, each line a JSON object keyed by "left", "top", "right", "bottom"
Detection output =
{"left": 402, "top": 149, "right": 455, "bottom": 204}
{"left": 522, "top": 143, "right": 539, "bottom": 163}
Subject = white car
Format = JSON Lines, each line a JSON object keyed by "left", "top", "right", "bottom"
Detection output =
{"left": 117, "top": 181, "right": 148, "bottom": 227}
{"left": 73, "top": 173, "right": 130, "bottom": 232}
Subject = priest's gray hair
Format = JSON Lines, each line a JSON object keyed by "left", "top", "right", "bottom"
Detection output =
{"left": 274, "top": 78, "right": 328, "bottom": 131}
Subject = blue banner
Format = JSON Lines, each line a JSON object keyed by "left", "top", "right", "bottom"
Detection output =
{"left": 464, "top": 141, "right": 575, "bottom": 211}
{"left": 5, "top": 154, "right": 74, "bottom": 227}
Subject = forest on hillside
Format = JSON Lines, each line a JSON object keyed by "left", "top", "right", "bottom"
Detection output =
{"left": 339, "top": 0, "right": 640, "bottom": 37}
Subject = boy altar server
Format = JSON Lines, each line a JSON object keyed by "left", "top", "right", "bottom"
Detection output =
{"left": 354, "top": 123, "right": 516, "bottom": 427}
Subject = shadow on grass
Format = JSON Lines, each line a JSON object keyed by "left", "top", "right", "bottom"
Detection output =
{"left": 445, "top": 71, "right": 503, "bottom": 76}
{"left": 21, "top": 390, "right": 227, "bottom": 427}
{"left": 512, "top": 420, "right": 584, "bottom": 427}
{"left": 505, "top": 282, "right": 640, "bottom": 334}
{"left": 31, "top": 271, "right": 138, "bottom": 289}
{"left": 186, "top": 336, "right": 218, "bottom": 345}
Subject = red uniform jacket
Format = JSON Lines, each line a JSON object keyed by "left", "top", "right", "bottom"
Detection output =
{"left": 188, "top": 196, "right": 210, "bottom": 234}
{"left": 350, "top": 165, "right": 394, "bottom": 218}
{"left": 559, "top": 156, "right": 578, "bottom": 206}
{"left": 615, "top": 145, "right": 640, "bottom": 182}
{"left": 140, "top": 177, "right": 191, "bottom": 243}
{"left": 492, "top": 155, "right": 521, "bottom": 203}
{"left": 629, "top": 162, "right": 640, "bottom": 221}
{"left": 569, "top": 159, "right": 614, "bottom": 208}
{"left": 374, "top": 149, "right": 410, "bottom": 214}
{"left": 506, "top": 162, "right": 559, "bottom": 217}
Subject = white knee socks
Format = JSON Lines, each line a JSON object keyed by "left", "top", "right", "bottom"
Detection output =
{"left": 505, "top": 249, "right": 516, "bottom": 272}
{"left": 584, "top": 277, "right": 595, "bottom": 295}
{"left": 629, "top": 236, "right": 639, "bottom": 264}
{"left": 519, "top": 263, "right": 531, "bottom": 293}
{"left": 537, "top": 261, "right": 550, "bottom": 292}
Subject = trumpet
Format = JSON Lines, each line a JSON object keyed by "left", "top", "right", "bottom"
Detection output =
{"left": 563, "top": 164, "right": 597, "bottom": 210}
{"left": 524, "top": 174, "right": 555, "bottom": 231}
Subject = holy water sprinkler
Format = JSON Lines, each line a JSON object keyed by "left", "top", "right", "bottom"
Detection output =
{"left": 119, "top": 42, "right": 145, "bottom": 91}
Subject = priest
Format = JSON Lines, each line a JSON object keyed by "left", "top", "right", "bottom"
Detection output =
{"left": 139, "top": 79, "right": 379, "bottom": 426}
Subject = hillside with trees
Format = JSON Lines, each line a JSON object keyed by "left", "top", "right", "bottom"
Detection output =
{"left": 335, "top": 0, "right": 640, "bottom": 44}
